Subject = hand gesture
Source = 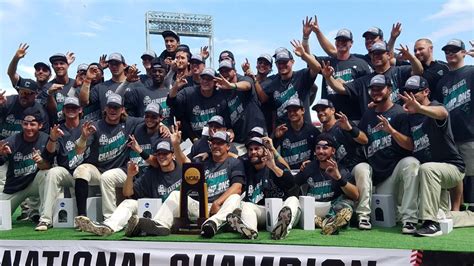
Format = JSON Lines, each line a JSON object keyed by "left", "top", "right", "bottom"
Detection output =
{"left": 48, "top": 84, "right": 64, "bottom": 95}
{"left": 127, "top": 134, "right": 142, "bottom": 153}
{"left": 200, "top": 46, "right": 209, "bottom": 60}
{"left": 262, "top": 136, "right": 275, "bottom": 151}
{"left": 263, "top": 147, "right": 277, "bottom": 169}
{"left": 399, "top": 91, "right": 422, "bottom": 114}
{"left": 274, "top": 124, "right": 288, "bottom": 139}
{"left": 395, "top": 44, "right": 413, "bottom": 61}
{"left": 214, "top": 74, "right": 234, "bottom": 90}
{"left": 320, "top": 61, "right": 334, "bottom": 78}
{"left": 302, "top": 16, "right": 313, "bottom": 38}
{"left": 32, "top": 148, "right": 43, "bottom": 164}
{"left": 0, "top": 141, "right": 12, "bottom": 156}
{"left": 241, "top": 58, "right": 251, "bottom": 75}
{"left": 335, "top": 112, "right": 352, "bottom": 131}
{"left": 376, "top": 115, "right": 395, "bottom": 134}
{"left": 66, "top": 52, "right": 76, "bottom": 65}
{"left": 390, "top": 22, "right": 402, "bottom": 39}
{"left": 125, "top": 64, "right": 140, "bottom": 83}
{"left": 99, "top": 54, "right": 108, "bottom": 69}
{"left": 291, "top": 39, "right": 305, "bottom": 58}
{"left": 299, "top": 160, "right": 311, "bottom": 172}
{"left": 127, "top": 160, "right": 139, "bottom": 177}
{"left": 193, "top": 152, "right": 209, "bottom": 161}
{"left": 172, "top": 75, "right": 188, "bottom": 91}
{"left": 15, "top": 43, "right": 29, "bottom": 59}
{"left": 81, "top": 121, "right": 96, "bottom": 139}
{"left": 160, "top": 124, "right": 171, "bottom": 138}
{"left": 165, "top": 57, "right": 174, "bottom": 67}
{"left": 227, "top": 129, "right": 235, "bottom": 142}
{"left": 0, "top": 90, "right": 7, "bottom": 105}
{"left": 367, "top": 101, "right": 377, "bottom": 109}
{"left": 325, "top": 158, "right": 341, "bottom": 180}
{"left": 310, "top": 15, "right": 320, "bottom": 34}
{"left": 49, "top": 124, "right": 64, "bottom": 141}
{"left": 170, "top": 125, "right": 182, "bottom": 146}
{"left": 85, "top": 65, "right": 100, "bottom": 81}
{"left": 74, "top": 72, "right": 85, "bottom": 87}
{"left": 467, "top": 40, "right": 474, "bottom": 58}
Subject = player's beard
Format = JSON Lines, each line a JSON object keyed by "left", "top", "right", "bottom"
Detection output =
{"left": 250, "top": 154, "right": 264, "bottom": 165}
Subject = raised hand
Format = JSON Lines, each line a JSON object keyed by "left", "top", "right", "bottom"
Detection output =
{"left": 241, "top": 58, "right": 251, "bottom": 75}
{"left": 32, "top": 148, "right": 43, "bottom": 164}
{"left": 127, "top": 134, "right": 142, "bottom": 153}
{"left": 126, "top": 64, "right": 141, "bottom": 82}
{"left": 291, "top": 39, "right": 305, "bottom": 57}
{"left": 170, "top": 125, "right": 182, "bottom": 146}
{"left": 399, "top": 91, "right": 422, "bottom": 114}
{"left": 310, "top": 15, "right": 320, "bottom": 34}
{"left": 467, "top": 40, "right": 474, "bottom": 58}
{"left": 390, "top": 22, "right": 402, "bottom": 39}
{"left": 320, "top": 61, "right": 334, "bottom": 78}
{"left": 395, "top": 44, "right": 413, "bottom": 61}
{"left": 66, "top": 52, "right": 76, "bottom": 65}
{"left": 172, "top": 75, "right": 188, "bottom": 91}
{"left": 262, "top": 136, "right": 275, "bottom": 151}
{"left": 214, "top": 74, "right": 234, "bottom": 90}
{"left": 81, "top": 121, "right": 96, "bottom": 139}
{"left": 0, "top": 90, "right": 7, "bottom": 105}
{"left": 99, "top": 54, "right": 108, "bottom": 69}
{"left": 49, "top": 124, "right": 64, "bottom": 141}
{"left": 335, "top": 111, "right": 352, "bottom": 131}
{"left": 127, "top": 160, "right": 139, "bottom": 177}
{"left": 15, "top": 43, "right": 29, "bottom": 59}
{"left": 85, "top": 65, "right": 100, "bottom": 82}
{"left": 302, "top": 16, "right": 313, "bottom": 38}
{"left": 160, "top": 124, "right": 171, "bottom": 138}
{"left": 299, "top": 160, "right": 311, "bottom": 172}
{"left": 376, "top": 115, "right": 395, "bottom": 134}
{"left": 325, "top": 158, "right": 341, "bottom": 180}
{"left": 47, "top": 84, "right": 64, "bottom": 95}
{"left": 0, "top": 141, "right": 12, "bottom": 156}
{"left": 263, "top": 147, "right": 277, "bottom": 169}
{"left": 200, "top": 46, "right": 209, "bottom": 60}
{"left": 274, "top": 124, "right": 288, "bottom": 139}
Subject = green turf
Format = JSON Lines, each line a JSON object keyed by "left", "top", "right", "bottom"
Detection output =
{"left": 2, "top": 212, "right": 474, "bottom": 253}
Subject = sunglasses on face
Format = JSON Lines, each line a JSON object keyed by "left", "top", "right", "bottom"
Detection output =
{"left": 145, "top": 114, "right": 159, "bottom": 119}
{"left": 444, "top": 49, "right": 461, "bottom": 55}
{"left": 19, "top": 90, "right": 36, "bottom": 97}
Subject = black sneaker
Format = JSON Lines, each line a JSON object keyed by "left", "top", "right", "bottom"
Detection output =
{"left": 201, "top": 220, "right": 217, "bottom": 238}
{"left": 402, "top": 222, "right": 417, "bottom": 234}
{"left": 226, "top": 213, "right": 258, "bottom": 239}
{"left": 125, "top": 215, "right": 142, "bottom": 237}
{"left": 271, "top": 206, "right": 292, "bottom": 240}
{"left": 415, "top": 221, "right": 442, "bottom": 237}
{"left": 140, "top": 218, "right": 170, "bottom": 236}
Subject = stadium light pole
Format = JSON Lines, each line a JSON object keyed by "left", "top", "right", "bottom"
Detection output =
{"left": 145, "top": 11, "right": 214, "bottom": 68}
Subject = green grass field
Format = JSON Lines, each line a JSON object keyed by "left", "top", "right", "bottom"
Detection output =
{"left": 2, "top": 211, "right": 474, "bottom": 253}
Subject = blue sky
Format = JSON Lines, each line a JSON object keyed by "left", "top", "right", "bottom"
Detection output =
{"left": 0, "top": 0, "right": 473, "bottom": 102}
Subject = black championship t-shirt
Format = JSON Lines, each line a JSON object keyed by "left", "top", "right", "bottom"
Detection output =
{"left": 318, "top": 55, "right": 371, "bottom": 120}
{"left": 435, "top": 65, "right": 474, "bottom": 142}
{"left": 168, "top": 86, "right": 228, "bottom": 139}
{"left": 193, "top": 156, "right": 245, "bottom": 203}
{"left": 422, "top": 60, "right": 449, "bottom": 101}
{"left": 132, "top": 162, "right": 182, "bottom": 200}
{"left": 128, "top": 122, "right": 164, "bottom": 173}
{"left": 274, "top": 122, "right": 320, "bottom": 170}
{"left": 286, "top": 160, "right": 354, "bottom": 202}
{"left": 0, "top": 96, "right": 50, "bottom": 140}
{"left": 409, "top": 101, "right": 465, "bottom": 172}
{"left": 221, "top": 74, "right": 266, "bottom": 143}
{"left": 358, "top": 104, "right": 411, "bottom": 185}
{"left": 265, "top": 68, "right": 316, "bottom": 124}
{"left": 325, "top": 123, "right": 366, "bottom": 171}
{"left": 344, "top": 66, "right": 412, "bottom": 118}
{"left": 3, "top": 132, "right": 49, "bottom": 194}
{"left": 41, "top": 78, "right": 76, "bottom": 123}
{"left": 85, "top": 117, "right": 142, "bottom": 172}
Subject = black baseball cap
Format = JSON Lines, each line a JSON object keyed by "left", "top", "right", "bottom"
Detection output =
{"left": 16, "top": 78, "right": 39, "bottom": 92}
{"left": 245, "top": 137, "right": 264, "bottom": 147}
{"left": 316, "top": 133, "right": 337, "bottom": 148}
{"left": 312, "top": 99, "right": 334, "bottom": 111}
{"left": 141, "top": 50, "right": 156, "bottom": 60}
{"left": 285, "top": 98, "right": 303, "bottom": 109}
{"left": 23, "top": 106, "right": 43, "bottom": 123}
{"left": 209, "top": 131, "right": 230, "bottom": 143}
{"left": 403, "top": 75, "right": 429, "bottom": 92}
{"left": 162, "top": 30, "right": 180, "bottom": 42}
{"left": 156, "top": 140, "right": 174, "bottom": 153}
{"left": 219, "top": 50, "right": 235, "bottom": 62}
{"left": 34, "top": 62, "right": 51, "bottom": 72}
{"left": 441, "top": 39, "right": 465, "bottom": 51}
{"left": 207, "top": 115, "right": 226, "bottom": 127}
{"left": 335, "top": 29, "right": 353, "bottom": 41}
{"left": 369, "top": 74, "right": 391, "bottom": 87}
{"left": 49, "top": 53, "right": 68, "bottom": 64}
{"left": 362, "top": 27, "right": 383, "bottom": 38}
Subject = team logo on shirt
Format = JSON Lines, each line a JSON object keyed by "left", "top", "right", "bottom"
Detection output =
{"left": 437, "top": 70, "right": 444, "bottom": 76}
{"left": 6, "top": 115, "right": 16, "bottom": 124}
{"left": 158, "top": 184, "right": 166, "bottom": 195}
{"left": 192, "top": 106, "right": 201, "bottom": 115}
{"left": 14, "top": 152, "right": 23, "bottom": 161}
{"left": 442, "top": 86, "right": 449, "bottom": 97}
{"left": 282, "top": 139, "right": 291, "bottom": 148}
{"left": 66, "top": 140, "right": 75, "bottom": 151}
{"left": 99, "top": 134, "right": 108, "bottom": 145}
{"left": 105, "top": 90, "right": 114, "bottom": 98}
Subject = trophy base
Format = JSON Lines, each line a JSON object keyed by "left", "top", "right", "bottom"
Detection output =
{"left": 171, "top": 217, "right": 207, "bottom": 235}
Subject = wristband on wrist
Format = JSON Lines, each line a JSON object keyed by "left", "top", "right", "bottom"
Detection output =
{"left": 336, "top": 178, "right": 348, "bottom": 187}
{"left": 302, "top": 36, "right": 310, "bottom": 40}
{"left": 232, "top": 83, "right": 238, "bottom": 90}
{"left": 140, "top": 150, "right": 150, "bottom": 160}
{"left": 348, "top": 127, "right": 360, "bottom": 138}
{"left": 49, "top": 137, "right": 57, "bottom": 143}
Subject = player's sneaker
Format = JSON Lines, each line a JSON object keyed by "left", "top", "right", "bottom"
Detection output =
{"left": 358, "top": 218, "right": 372, "bottom": 230}
{"left": 35, "top": 221, "right": 52, "bottom": 231}
{"left": 139, "top": 218, "right": 170, "bottom": 236}
{"left": 402, "top": 222, "right": 417, "bottom": 234}
{"left": 414, "top": 221, "right": 442, "bottom": 237}
{"left": 76, "top": 216, "right": 113, "bottom": 236}
{"left": 125, "top": 215, "right": 142, "bottom": 237}
{"left": 314, "top": 215, "right": 324, "bottom": 228}
{"left": 271, "top": 206, "right": 292, "bottom": 240}
{"left": 74, "top": 216, "right": 89, "bottom": 231}
{"left": 226, "top": 213, "right": 258, "bottom": 239}
{"left": 201, "top": 220, "right": 218, "bottom": 238}
{"left": 321, "top": 207, "right": 352, "bottom": 235}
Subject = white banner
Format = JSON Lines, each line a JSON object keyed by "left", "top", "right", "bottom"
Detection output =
{"left": 0, "top": 240, "right": 413, "bottom": 266}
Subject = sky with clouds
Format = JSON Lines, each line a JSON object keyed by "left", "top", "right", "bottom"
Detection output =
{"left": 0, "top": 0, "right": 472, "bottom": 100}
